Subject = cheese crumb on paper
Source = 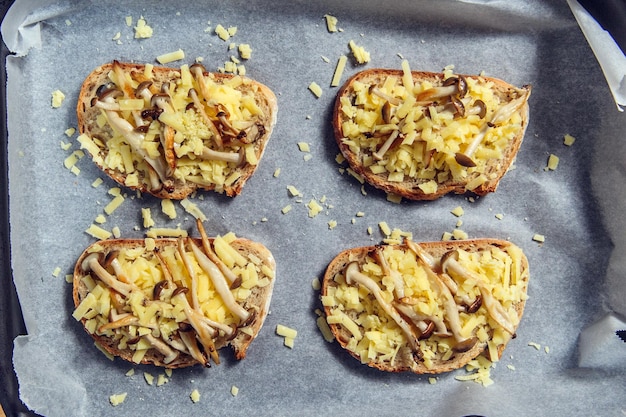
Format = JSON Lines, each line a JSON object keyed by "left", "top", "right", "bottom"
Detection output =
{"left": 51, "top": 90, "right": 65, "bottom": 108}
{"left": 134, "top": 16, "right": 153, "bottom": 39}
{"left": 109, "top": 393, "right": 127, "bottom": 406}
{"left": 190, "top": 389, "right": 201, "bottom": 403}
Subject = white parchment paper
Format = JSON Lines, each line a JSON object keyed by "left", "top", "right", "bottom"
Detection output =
{"left": 3, "top": 1, "right": 626, "bottom": 416}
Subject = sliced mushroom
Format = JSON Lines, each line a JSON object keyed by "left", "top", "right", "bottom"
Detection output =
{"left": 97, "top": 314, "right": 139, "bottom": 333}
{"left": 177, "top": 238, "right": 201, "bottom": 310}
{"left": 188, "top": 239, "right": 250, "bottom": 322}
{"left": 345, "top": 262, "right": 421, "bottom": 354}
{"left": 195, "top": 219, "right": 238, "bottom": 284}
{"left": 143, "top": 333, "right": 179, "bottom": 364}
{"left": 453, "top": 336, "right": 478, "bottom": 353}
{"left": 416, "top": 75, "right": 466, "bottom": 102}
{"left": 381, "top": 101, "right": 394, "bottom": 124}
{"left": 82, "top": 253, "right": 132, "bottom": 297}
{"left": 199, "top": 147, "right": 244, "bottom": 164}
{"left": 372, "top": 129, "right": 400, "bottom": 161}
{"left": 454, "top": 89, "right": 530, "bottom": 168}
{"left": 440, "top": 250, "right": 516, "bottom": 335}
{"left": 101, "top": 95, "right": 170, "bottom": 187}
{"left": 394, "top": 303, "right": 443, "bottom": 339}
{"left": 405, "top": 240, "right": 469, "bottom": 343}
{"left": 172, "top": 291, "right": 220, "bottom": 365}
{"left": 189, "top": 63, "right": 211, "bottom": 102}
{"left": 404, "top": 239, "right": 459, "bottom": 295}
{"left": 369, "top": 85, "right": 401, "bottom": 106}
{"left": 179, "top": 330, "right": 208, "bottom": 366}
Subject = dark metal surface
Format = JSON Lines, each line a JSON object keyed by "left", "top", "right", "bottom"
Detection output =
{"left": 578, "top": 0, "right": 626, "bottom": 54}
{"left": 1, "top": 2, "right": 39, "bottom": 416}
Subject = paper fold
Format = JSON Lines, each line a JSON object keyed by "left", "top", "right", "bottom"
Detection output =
{"left": 567, "top": 0, "right": 626, "bottom": 111}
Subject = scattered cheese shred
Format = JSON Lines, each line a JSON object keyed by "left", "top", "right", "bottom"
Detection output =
{"left": 331, "top": 55, "right": 348, "bottom": 87}
{"left": 238, "top": 43, "right": 252, "bottom": 59}
{"left": 308, "top": 82, "right": 323, "bottom": 98}
{"left": 156, "top": 49, "right": 185, "bottom": 64}
{"left": 104, "top": 194, "right": 125, "bottom": 215}
{"left": 146, "top": 227, "right": 188, "bottom": 238}
{"left": 546, "top": 154, "right": 559, "bottom": 171}
{"left": 563, "top": 133, "right": 576, "bottom": 146}
{"left": 324, "top": 14, "right": 338, "bottom": 32}
{"left": 51, "top": 90, "right": 65, "bottom": 108}
{"left": 190, "top": 389, "right": 201, "bottom": 403}
{"left": 141, "top": 208, "right": 155, "bottom": 228}
{"left": 298, "top": 142, "right": 310, "bottom": 152}
{"left": 348, "top": 40, "right": 370, "bottom": 64}
{"left": 307, "top": 199, "right": 324, "bottom": 218}
{"left": 134, "top": 16, "right": 153, "bottom": 39}
{"left": 180, "top": 198, "right": 207, "bottom": 221}
{"left": 85, "top": 224, "right": 112, "bottom": 240}
{"left": 532, "top": 234, "right": 545, "bottom": 243}
{"left": 109, "top": 393, "right": 127, "bottom": 406}
{"left": 231, "top": 385, "right": 239, "bottom": 397}
{"left": 144, "top": 372, "right": 154, "bottom": 386}
{"left": 161, "top": 199, "right": 177, "bottom": 219}
{"left": 451, "top": 206, "right": 464, "bottom": 217}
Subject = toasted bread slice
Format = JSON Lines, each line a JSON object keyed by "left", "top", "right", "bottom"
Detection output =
{"left": 76, "top": 61, "right": 278, "bottom": 199}
{"left": 72, "top": 221, "right": 276, "bottom": 368}
{"left": 333, "top": 63, "right": 531, "bottom": 200}
{"left": 321, "top": 238, "right": 529, "bottom": 374}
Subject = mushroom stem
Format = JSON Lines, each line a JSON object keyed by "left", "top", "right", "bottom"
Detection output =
{"left": 405, "top": 239, "right": 458, "bottom": 295}
{"left": 455, "top": 88, "right": 530, "bottom": 168}
{"left": 188, "top": 239, "right": 250, "bottom": 322}
{"left": 372, "top": 129, "right": 400, "bottom": 161}
{"left": 373, "top": 247, "right": 405, "bottom": 299}
{"left": 394, "top": 302, "right": 447, "bottom": 337}
{"left": 104, "top": 105, "right": 170, "bottom": 185}
{"left": 144, "top": 333, "right": 179, "bottom": 364}
{"left": 97, "top": 314, "right": 139, "bottom": 333}
{"left": 369, "top": 86, "right": 401, "bottom": 106}
{"left": 173, "top": 292, "right": 220, "bottom": 365}
{"left": 195, "top": 219, "right": 239, "bottom": 284}
{"left": 177, "top": 238, "right": 201, "bottom": 310}
{"left": 441, "top": 251, "right": 516, "bottom": 335}
{"left": 345, "top": 262, "right": 421, "bottom": 353}
{"left": 84, "top": 255, "right": 132, "bottom": 297}
{"left": 179, "top": 330, "right": 208, "bottom": 366}
{"left": 199, "top": 147, "right": 244, "bottom": 164}
{"left": 405, "top": 240, "right": 466, "bottom": 342}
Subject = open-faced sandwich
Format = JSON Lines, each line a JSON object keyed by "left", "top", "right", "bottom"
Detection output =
{"left": 321, "top": 238, "right": 529, "bottom": 374}
{"left": 72, "top": 220, "right": 276, "bottom": 368}
{"left": 76, "top": 61, "right": 278, "bottom": 199}
{"left": 333, "top": 62, "right": 531, "bottom": 200}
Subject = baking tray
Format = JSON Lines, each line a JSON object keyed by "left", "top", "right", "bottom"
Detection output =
{"left": 1, "top": 1, "right": 625, "bottom": 416}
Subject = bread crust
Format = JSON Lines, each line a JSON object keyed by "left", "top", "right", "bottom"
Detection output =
{"left": 77, "top": 61, "right": 278, "bottom": 199}
{"left": 73, "top": 236, "right": 276, "bottom": 368}
{"left": 333, "top": 68, "right": 531, "bottom": 200}
{"left": 321, "top": 239, "right": 529, "bottom": 374}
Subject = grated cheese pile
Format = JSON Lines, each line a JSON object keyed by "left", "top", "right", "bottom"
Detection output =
{"left": 78, "top": 61, "right": 270, "bottom": 196}
{"left": 73, "top": 231, "right": 275, "bottom": 366}
{"left": 323, "top": 242, "right": 527, "bottom": 376}
{"left": 338, "top": 61, "right": 528, "bottom": 196}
